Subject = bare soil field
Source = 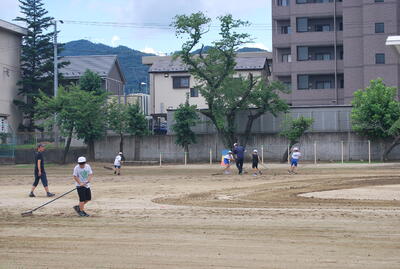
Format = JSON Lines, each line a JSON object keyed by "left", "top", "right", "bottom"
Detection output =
{"left": 0, "top": 162, "right": 400, "bottom": 269}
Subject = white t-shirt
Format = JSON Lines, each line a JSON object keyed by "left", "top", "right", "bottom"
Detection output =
{"left": 114, "top": 155, "right": 122, "bottom": 166}
{"left": 73, "top": 164, "right": 93, "bottom": 188}
{"left": 291, "top": 151, "right": 302, "bottom": 160}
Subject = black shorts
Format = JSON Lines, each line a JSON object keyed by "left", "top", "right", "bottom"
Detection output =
{"left": 252, "top": 162, "right": 258, "bottom": 169}
{"left": 77, "top": 187, "right": 91, "bottom": 202}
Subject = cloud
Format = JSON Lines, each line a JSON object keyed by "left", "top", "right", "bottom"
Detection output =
{"left": 140, "top": 47, "right": 166, "bottom": 56}
{"left": 111, "top": 35, "right": 120, "bottom": 47}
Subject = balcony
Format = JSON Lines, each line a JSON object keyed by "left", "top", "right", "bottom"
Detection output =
{"left": 292, "top": 1, "right": 343, "bottom": 16}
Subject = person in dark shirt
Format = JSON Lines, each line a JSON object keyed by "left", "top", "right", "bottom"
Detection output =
{"left": 251, "top": 149, "right": 262, "bottom": 176}
{"left": 29, "top": 144, "right": 55, "bottom": 197}
{"left": 233, "top": 142, "right": 245, "bottom": 175}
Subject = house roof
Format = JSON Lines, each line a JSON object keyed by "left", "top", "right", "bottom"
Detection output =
{"left": 145, "top": 52, "right": 271, "bottom": 73}
{"left": 60, "top": 55, "right": 126, "bottom": 83}
{"left": 0, "top": 19, "right": 27, "bottom": 36}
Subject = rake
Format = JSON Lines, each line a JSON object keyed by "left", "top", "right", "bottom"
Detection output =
{"left": 21, "top": 187, "right": 77, "bottom": 217}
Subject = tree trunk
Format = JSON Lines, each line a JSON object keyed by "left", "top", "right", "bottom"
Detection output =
{"left": 281, "top": 141, "right": 296, "bottom": 163}
{"left": 61, "top": 128, "right": 73, "bottom": 164}
{"left": 119, "top": 133, "right": 124, "bottom": 153}
{"left": 382, "top": 136, "right": 400, "bottom": 161}
{"left": 87, "top": 140, "right": 95, "bottom": 161}
{"left": 184, "top": 144, "right": 189, "bottom": 163}
{"left": 134, "top": 136, "right": 140, "bottom": 161}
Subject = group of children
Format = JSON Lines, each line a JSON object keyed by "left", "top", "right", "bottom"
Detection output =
{"left": 222, "top": 145, "right": 302, "bottom": 176}
{"left": 29, "top": 142, "right": 301, "bottom": 217}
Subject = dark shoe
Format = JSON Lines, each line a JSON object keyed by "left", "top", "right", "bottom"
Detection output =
{"left": 114, "top": 171, "right": 116, "bottom": 174}
{"left": 81, "top": 211, "right": 90, "bottom": 217}
{"left": 29, "top": 192, "right": 35, "bottom": 197}
{"left": 73, "top": 205, "right": 80, "bottom": 214}
{"left": 259, "top": 171, "right": 262, "bottom": 175}
{"left": 117, "top": 173, "right": 120, "bottom": 176}
{"left": 47, "top": 192, "right": 55, "bottom": 197}
{"left": 78, "top": 211, "right": 86, "bottom": 217}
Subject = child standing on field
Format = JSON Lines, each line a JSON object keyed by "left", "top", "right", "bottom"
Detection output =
{"left": 251, "top": 149, "right": 262, "bottom": 176}
{"left": 288, "top": 147, "right": 301, "bottom": 174}
{"left": 222, "top": 151, "right": 235, "bottom": 174}
{"left": 73, "top": 156, "right": 93, "bottom": 217}
{"left": 114, "top": 152, "right": 124, "bottom": 175}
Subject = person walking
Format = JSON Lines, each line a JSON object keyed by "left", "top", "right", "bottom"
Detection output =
{"left": 221, "top": 150, "right": 235, "bottom": 174}
{"left": 29, "top": 144, "right": 55, "bottom": 197}
{"left": 288, "top": 147, "right": 302, "bottom": 174}
{"left": 114, "top": 152, "right": 124, "bottom": 175}
{"left": 251, "top": 149, "right": 262, "bottom": 176}
{"left": 233, "top": 142, "right": 245, "bottom": 175}
{"left": 72, "top": 156, "right": 93, "bottom": 217}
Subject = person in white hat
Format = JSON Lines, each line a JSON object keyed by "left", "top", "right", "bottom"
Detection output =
{"left": 221, "top": 150, "right": 235, "bottom": 174}
{"left": 251, "top": 149, "right": 262, "bottom": 176}
{"left": 72, "top": 156, "right": 93, "bottom": 217}
{"left": 288, "top": 147, "right": 301, "bottom": 174}
{"left": 113, "top": 152, "right": 124, "bottom": 175}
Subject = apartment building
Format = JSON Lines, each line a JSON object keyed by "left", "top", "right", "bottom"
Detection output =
{"left": 0, "top": 20, "right": 27, "bottom": 133}
{"left": 272, "top": 0, "right": 400, "bottom": 106}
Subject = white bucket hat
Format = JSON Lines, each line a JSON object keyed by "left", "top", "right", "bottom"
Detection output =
{"left": 77, "top": 156, "right": 86, "bottom": 163}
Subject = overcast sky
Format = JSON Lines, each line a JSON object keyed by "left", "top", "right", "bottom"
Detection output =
{"left": 1, "top": 0, "right": 272, "bottom": 55}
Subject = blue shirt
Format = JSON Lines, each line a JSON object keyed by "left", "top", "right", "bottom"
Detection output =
{"left": 233, "top": 146, "right": 245, "bottom": 159}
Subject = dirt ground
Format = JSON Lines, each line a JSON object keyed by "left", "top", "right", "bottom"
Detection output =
{"left": 0, "top": 162, "right": 400, "bottom": 269}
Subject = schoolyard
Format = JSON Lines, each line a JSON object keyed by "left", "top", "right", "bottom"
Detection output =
{"left": 0, "top": 162, "right": 399, "bottom": 269}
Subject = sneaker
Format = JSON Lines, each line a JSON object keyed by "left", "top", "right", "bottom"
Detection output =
{"left": 81, "top": 211, "right": 90, "bottom": 217}
{"left": 259, "top": 171, "right": 262, "bottom": 175}
{"left": 117, "top": 173, "right": 120, "bottom": 176}
{"left": 252, "top": 173, "right": 257, "bottom": 176}
{"left": 47, "top": 192, "right": 55, "bottom": 197}
{"left": 29, "top": 192, "right": 35, "bottom": 197}
{"left": 78, "top": 211, "right": 86, "bottom": 217}
{"left": 73, "top": 205, "right": 80, "bottom": 214}
{"left": 288, "top": 170, "right": 292, "bottom": 174}
{"left": 114, "top": 171, "right": 116, "bottom": 175}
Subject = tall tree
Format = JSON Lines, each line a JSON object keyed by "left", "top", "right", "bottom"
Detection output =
{"left": 279, "top": 116, "right": 314, "bottom": 162}
{"left": 172, "top": 98, "right": 199, "bottom": 161}
{"left": 172, "top": 12, "right": 289, "bottom": 149}
{"left": 126, "top": 103, "right": 149, "bottom": 160}
{"left": 79, "top": 69, "right": 104, "bottom": 94}
{"left": 106, "top": 100, "right": 130, "bottom": 153}
{"left": 14, "top": 0, "right": 67, "bottom": 131}
{"left": 351, "top": 78, "right": 400, "bottom": 161}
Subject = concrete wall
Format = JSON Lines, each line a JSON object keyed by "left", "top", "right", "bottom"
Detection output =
{"left": 94, "top": 132, "right": 400, "bottom": 163}
{"left": 0, "top": 25, "right": 24, "bottom": 132}
{"left": 14, "top": 147, "right": 87, "bottom": 164}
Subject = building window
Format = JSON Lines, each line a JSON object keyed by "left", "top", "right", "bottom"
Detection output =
{"left": 375, "top": 53, "right": 385, "bottom": 64}
{"left": 297, "top": 46, "right": 309, "bottom": 61}
{"left": 298, "top": 75, "right": 309, "bottom": 90}
{"left": 339, "top": 50, "right": 344, "bottom": 60}
{"left": 283, "top": 81, "right": 292, "bottom": 90}
{"left": 190, "top": 87, "right": 199, "bottom": 97}
{"left": 172, "top": 76, "right": 190, "bottom": 88}
{"left": 375, "top": 0, "right": 384, "bottom": 2}
{"left": 277, "top": 0, "right": 289, "bottom": 6}
{"left": 315, "top": 53, "right": 332, "bottom": 61}
{"left": 315, "top": 24, "right": 331, "bottom": 32}
{"left": 281, "top": 54, "right": 292, "bottom": 62}
{"left": 340, "top": 79, "right": 344, "bottom": 88}
{"left": 297, "top": 18, "right": 308, "bottom": 32}
{"left": 280, "top": 25, "right": 291, "bottom": 34}
{"left": 316, "top": 80, "right": 332, "bottom": 89}
{"left": 375, "top": 23, "right": 384, "bottom": 33}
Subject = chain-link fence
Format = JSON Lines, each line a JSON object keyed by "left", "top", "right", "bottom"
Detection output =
{"left": 0, "top": 133, "right": 16, "bottom": 158}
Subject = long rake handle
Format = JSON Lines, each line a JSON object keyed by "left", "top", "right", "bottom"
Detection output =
{"left": 28, "top": 188, "right": 77, "bottom": 213}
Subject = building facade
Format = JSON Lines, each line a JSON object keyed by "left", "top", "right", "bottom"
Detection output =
{"left": 142, "top": 52, "right": 272, "bottom": 115}
{"left": 272, "top": 0, "right": 400, "bottom": 106}
{"left": 0, "top": 20, "right": 27, "bottom": 133}
{"left": 59, "top": 55, "right": 126, "bottom": 96}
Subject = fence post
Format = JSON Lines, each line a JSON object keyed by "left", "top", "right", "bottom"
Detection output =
{"left": 368, "top": 140, "right": 371, "bottom": 164}
{"left": 287, "top": 144, "right": 290, "bottom": 164}
{"left": 184, "top": 152, "right": 187, "bottom": 166}
{"left": 159, "top": 152, "right": 162, "bottom": 167}
{"left": 209, "top": 148, "right": 212, "bottom": 165}
{"left": 314, "top": 141, "right": 317, "bottom": 164}
{"left": 341, "top": 141, "right": 344, "bottom": 164}
{"left": 261, "top": 145, "right": 264, "bottom": 165}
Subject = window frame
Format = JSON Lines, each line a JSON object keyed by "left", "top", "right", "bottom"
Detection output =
{"left": 296, "top": 17, "right": 309, "bottom": 32}
{"left": 172, "top": 76, "right": 190, "bottom": 89}
{"left": 190, "top": 87, "right": 199, "bottom": 97}
{"left": 298, "top": 75, "right": 309, "bottom": 90}
{"left": 375, "top": 22, "right": 384, "bottom": 33}
{"left": 375, "top": 53, "right": 385, "bottom": 64}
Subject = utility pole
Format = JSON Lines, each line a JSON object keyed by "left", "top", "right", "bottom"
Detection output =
{"left": 53, "top": 20, "right": 63, "bottom": 147}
